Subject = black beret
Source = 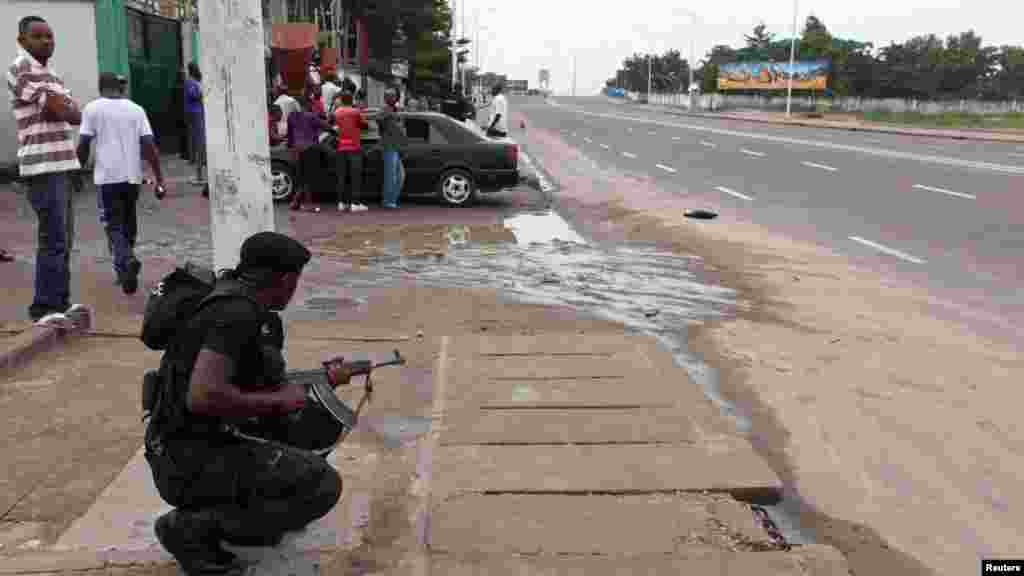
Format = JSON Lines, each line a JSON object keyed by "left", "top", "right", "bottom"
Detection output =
{"left": 238, "top": 231, "right": 311, "bottom": 274}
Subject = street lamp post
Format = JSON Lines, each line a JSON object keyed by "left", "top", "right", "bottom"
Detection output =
{"left": 786, "top": 0, "right": 799, "bottom": 117}
{"left": 647, "top": 54, "right": 652, "bottom": 100}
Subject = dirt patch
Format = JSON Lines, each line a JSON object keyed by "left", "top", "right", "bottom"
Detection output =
{"left": 314, "top": 223, "right": 516, "bottom": 263}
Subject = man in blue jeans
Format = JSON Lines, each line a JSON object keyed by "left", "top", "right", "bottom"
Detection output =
{"left": 7, "top": 16, "right": 84, "bottom": 321}
{"left": 77, "top": 72, "right": 165, "bottom": 295}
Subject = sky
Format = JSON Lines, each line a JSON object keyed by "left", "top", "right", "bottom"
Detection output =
{"left": 452, "top": 0, "right": 1023, "bottom": 96}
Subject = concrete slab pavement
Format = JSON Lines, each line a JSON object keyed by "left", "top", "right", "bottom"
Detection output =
{"left": 414, "top": 333, "right": 850, "bottom": 574}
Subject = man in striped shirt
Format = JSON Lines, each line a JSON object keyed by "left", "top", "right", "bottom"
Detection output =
{"left": 7, "top": 16, "right": 83, "bottom": 322}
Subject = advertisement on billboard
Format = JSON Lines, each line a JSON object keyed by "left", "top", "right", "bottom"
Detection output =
{"left": 718, "top": 60, "right": 828, "bottom": 91}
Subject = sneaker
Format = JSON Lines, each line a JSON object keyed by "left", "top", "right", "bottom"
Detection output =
{"left": 338, "top": 202, "right": 351, "bottom": 212}
{"left": 34, "top": 312, "right": 69, "bottom": 329}
{"left": 155, "top": 510, "right": 242, "bottom": 576}
{"left": 352, "top": 203, "right": 369, "bottom": 212}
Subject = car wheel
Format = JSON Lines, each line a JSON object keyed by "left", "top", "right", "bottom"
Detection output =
{"left": 270, "top": 161, "right": 295, "bottom": 203}
{"left": 437, "top": 168, "right": 476, "bottom": 207}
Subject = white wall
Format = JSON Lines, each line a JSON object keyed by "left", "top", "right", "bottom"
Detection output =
{"left": 1, "top": 0, "right": 99, "bottom": 170}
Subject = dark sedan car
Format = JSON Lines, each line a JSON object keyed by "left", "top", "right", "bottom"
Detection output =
{"left": 270, "top": 111, "right": 520, "bottom": 206}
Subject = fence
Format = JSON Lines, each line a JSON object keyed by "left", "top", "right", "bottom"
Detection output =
{"left": 635, "top": 92, "right": 1023, "bottom": 115}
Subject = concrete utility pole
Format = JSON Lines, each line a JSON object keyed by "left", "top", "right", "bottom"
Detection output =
{"left": 198, "top": 0, "right": 275, "bottom": 270}
{"left": 572, "top": 55, "right": 577, "bottom": 97}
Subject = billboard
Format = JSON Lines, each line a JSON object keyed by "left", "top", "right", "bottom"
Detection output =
{"left": 718, "top": 60, "right": 828, "bottom": 91}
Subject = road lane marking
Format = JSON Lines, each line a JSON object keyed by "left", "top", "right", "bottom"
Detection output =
{"left": 622, "top": 152, "right": 637, "bottom": 158}
{"left": 912, "top": 184, "right": 976, "bottom": 200}
{"left": 571, "top": 132, "right": 577, "bottom": 137}
{"left": 672, "top": 136, "right": 681, "bottom": 141}
{"left": 1010, "top": 152, "right": 1024, "bottom": 158}
{"left": 599, "top": 143, "right": 610, "bottom": 149}
{"left": 865, "top": 138, "right": 884, "bottom": 144}
{"left": 648, "top": 131, "right": 657, "bottom": 135}
{"left": 741, "top": 148, "right": 765, "bottom": 157}
{"left": 553, "top": 105, "right": 1024, "bottom": 175}
{"left": 848, "top": 236, "right": 926, "bottom": 264}
{"left": 801, "top": 161, "right": 838, "bottom": 172}
{"left": 700, "top": 140, "right": 717, "bottom": 148}
{"left": 715, "top": 186, "right": 754, "bottom": 201}
{"left": 655, "top": 164, "right": 677, "bottom": 173}
{"left": 584, "top": 137, "right": 593, "bottom": 143}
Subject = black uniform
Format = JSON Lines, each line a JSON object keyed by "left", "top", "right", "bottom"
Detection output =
{"left": 144, "top": 233, "right": 339, "bottom": 573}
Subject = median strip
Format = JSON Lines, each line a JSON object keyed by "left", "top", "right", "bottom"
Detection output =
{"left": 715, "top": 186, "right": 754, "bottom": 201}
{"left": 912, "top": 184, "right": 976, "bottom": 200}
{"left": 741, "top": 148, "right": 765, "bottom": 157}
{"left": 848, "top": 236, "right": 926, "bottom": 264}
{"left": 622, "top": 152, "right": 637, "bottom": 159}
{"left": 655, "top": 164, "right": 677, "bottom": 174}
{"left": 801, "top": 161, "right": 838, "bottom": 172}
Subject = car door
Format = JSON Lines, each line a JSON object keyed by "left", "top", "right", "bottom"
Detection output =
{"left": 399, "top": 116, "right": 450, "bottom": 193}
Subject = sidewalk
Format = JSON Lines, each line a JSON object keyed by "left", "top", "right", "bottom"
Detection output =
{"left": 635, "top": 101, "right": 1024, "bottom": 143}
{"left": 0, "top": 152, "right": 851, "bottom": 574}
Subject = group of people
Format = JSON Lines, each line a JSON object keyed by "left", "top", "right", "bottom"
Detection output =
{"left": 269, "top": 70, "right": 405, "bottom": 212}
{"left": 7, "top": 15, "right": 165, "bottom": 323}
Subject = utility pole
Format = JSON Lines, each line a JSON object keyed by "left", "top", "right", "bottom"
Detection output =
{"left": 647, "top": 54, "right": 652, "bottom": 99}
{"left": 198, "top": 0, "right": 274, "bottom": 271}
{"left": 786, "top": 0, "right": 799, "bottom": 117}
{"left": 687, "top": 11, "right": 697, "bottom": 111}
{"left": 451, "top": 0, "right": 457, "bottom": 90}
{"left": 572, "top": 55, "right": 577, "bottom": 97}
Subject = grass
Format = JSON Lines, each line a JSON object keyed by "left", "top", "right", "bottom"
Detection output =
{"left": 861, "top": 110, "right": 1024, "bottom": 130}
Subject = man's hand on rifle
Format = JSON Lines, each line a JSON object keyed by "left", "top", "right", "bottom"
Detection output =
{"left": 325, "top": 359, "right": 371, "bottom": 389}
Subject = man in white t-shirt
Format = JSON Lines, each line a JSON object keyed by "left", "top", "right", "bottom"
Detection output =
{"left": 486, "top": 83, "right": 508, "bottom": 138}
{"left": 274, "top": 86, "right": 301, "bottom": 136}
{"left": 76, "top": 72, "right": 164, "bottom": 295}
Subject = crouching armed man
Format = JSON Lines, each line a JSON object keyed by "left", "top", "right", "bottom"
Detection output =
{"left": 143, "top": 232, "right": 345, "bottom": 575}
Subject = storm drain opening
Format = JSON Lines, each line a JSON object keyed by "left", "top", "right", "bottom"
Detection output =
{"left": 684, "top": 209, "right": 718, "bottom": 220}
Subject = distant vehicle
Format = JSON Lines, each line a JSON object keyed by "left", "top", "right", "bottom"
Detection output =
{"left": 604, "top": 87, "right": 627, "bottom": 98}
{"left": 270, "top": 111, "right": 520, "bottom": 207}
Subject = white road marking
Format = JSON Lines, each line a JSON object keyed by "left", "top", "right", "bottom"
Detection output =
{"left": 715, "top": 186, "right": 754, "bottom": 201}
{"left": 599, "top": 143, "right": 610, "bottom": 149}
{"left": 554, "top": 105, "right": 1024, "bottom": 175}
{"left": 1010, "top": 152, "right": 1024, "bottom": 158}
{"left": 584, "top": 137, "right": 593, "bottom": 143}
{"left": 672, "top": 136, "right": 682, "bottom": 141}
{"left": 741, "top": 148, "right": 765, "bottom": 157}
{"left": 648, "top": 131, "right": 657, "bottom": 135}
{"left": 622, "top": 152, "right": 637, "bottom": 158}
{"left": 801, "top": 161, "right": 838, "bottom": 172}
{"left": 655, "top": 164, "right": 677, "bottom": 173}
{"left": 700, "top": 140, "right": 716, "bottom": 148}
{"left": 912, "top": 184, "right": 976, "bottom": 200}
{"left": 865, "top": 138, "right": 884, "bottom": 144}
{"left": 848, "top": 236, "right": 926, "bottom": 264}
{"left": 571, "top": 132, "right": 577, "bottom": 137}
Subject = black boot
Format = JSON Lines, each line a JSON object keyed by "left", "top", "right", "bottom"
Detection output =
{"left": 155, "top": 510, "right": 243, "bottom": 575}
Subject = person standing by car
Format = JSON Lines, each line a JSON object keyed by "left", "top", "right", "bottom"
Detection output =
{"left": 379, "top": 89, "right": 405, "bottom": 209}
{"left": 76, "top": 72, "right": 165, "bottom": 295}
{"left": 268, "top": 104, "right": 285, "bottom": 147}
{"left": 7, "top": 16, "right": 85, "bottom": 322}
{"left": 287, "top": 97, "right": 332, "bottom": 211}
{"left": 273, "top": 86, "right": 301, "bottom": 137}
{"left": 321, "top": 72, "right": 341, "bottom": 116}
{"left": 333, "top": 92, "right": 368, "bottom": 212}
{"left": 486, "top": 83, "right": 508, "bottom": 138}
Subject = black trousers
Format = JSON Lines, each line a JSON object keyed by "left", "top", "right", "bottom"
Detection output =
{"left": 296, "top": 144, "right": 328, "bottom": 201}
{"left": 146, "top": 423, "right": 342, "bottom": 543}
{"left": 335, "top": 150, "right": 363, "bottom": 205}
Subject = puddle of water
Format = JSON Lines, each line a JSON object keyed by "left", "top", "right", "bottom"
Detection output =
{"left": 503, "top": 212, "right": 587, "bottom": 246}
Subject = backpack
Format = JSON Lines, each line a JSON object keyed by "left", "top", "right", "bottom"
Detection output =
{"left": 140, "top": 263, "right": 255, "bottom": 425}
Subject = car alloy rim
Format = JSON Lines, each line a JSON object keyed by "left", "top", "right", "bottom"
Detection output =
{"left": 271, "top": 169, "right": 293, "bottom": 200}
{"left": 443, "top": 173, "right": 470, "bottom": 203}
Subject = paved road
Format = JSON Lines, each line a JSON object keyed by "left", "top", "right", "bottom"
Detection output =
{"left": 517, "top": 96, "right": 1024, "bottom": 341}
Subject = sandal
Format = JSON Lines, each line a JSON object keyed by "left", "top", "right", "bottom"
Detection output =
{"left": 0, "top": 249, "right": 14, "bottom": 262}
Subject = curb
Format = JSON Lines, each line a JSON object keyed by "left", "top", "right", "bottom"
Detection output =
{"left": 635, "top": 103, "right": 1024, "bottom": 144}
{"left": 0, "top": 547, "right": 329, "bottom": 575}
{"left": 0, "top": 306, "right": 93, "bottom": 378}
